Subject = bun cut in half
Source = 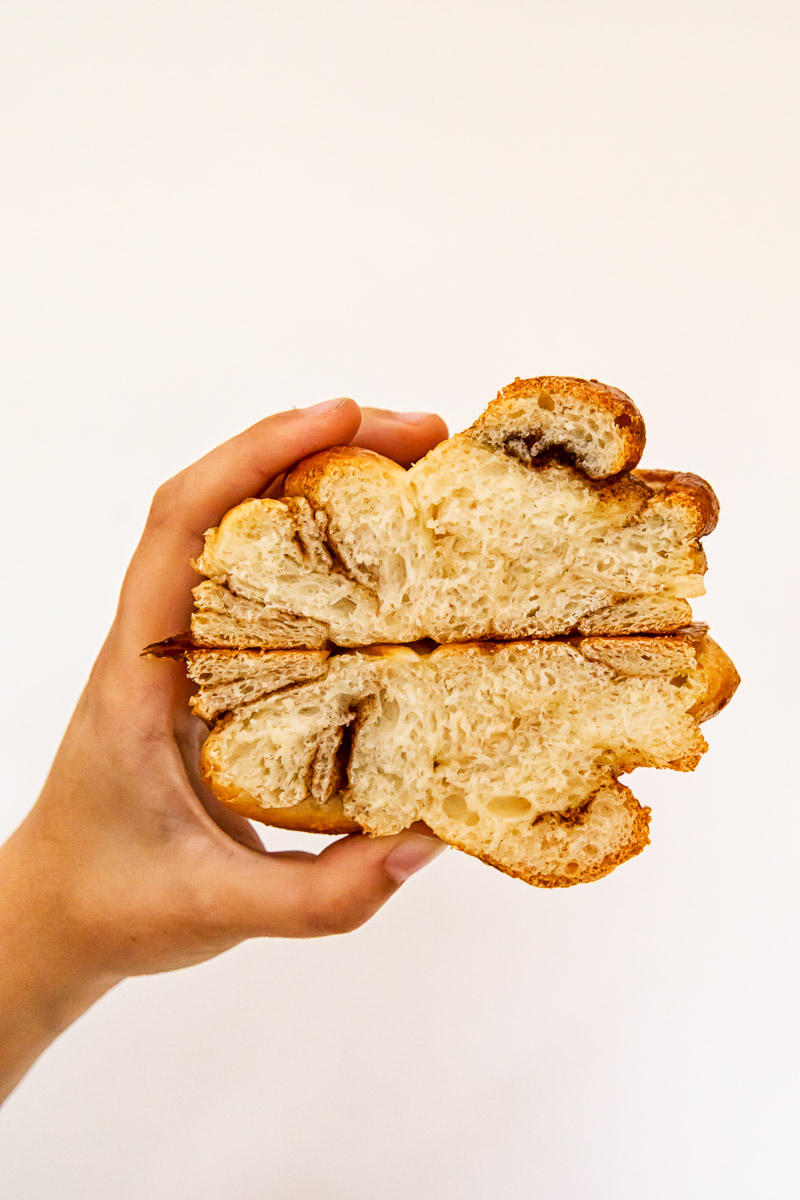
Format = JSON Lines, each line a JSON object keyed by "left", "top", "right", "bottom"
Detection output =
{"left": 148, "top": 376, "right": 738, "bottom": 887}
{"left": 191, "top": 376, "right": 718, "bottom": 648}
{"left": 184, "top": 630, "right": 737, "bottom": 888}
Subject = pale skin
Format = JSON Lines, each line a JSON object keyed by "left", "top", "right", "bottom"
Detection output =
{"left": 0, "top": 398, "right": 449, "bottom": 1104}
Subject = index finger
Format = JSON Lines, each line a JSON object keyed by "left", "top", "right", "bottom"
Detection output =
{"left": 110, "top": 398, "right": 362, "bottom": 661}
{"left": 104, "top": 398, "right": 448, "bottom": 679}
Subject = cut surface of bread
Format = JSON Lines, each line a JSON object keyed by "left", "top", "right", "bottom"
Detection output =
{"left": 190, "top": 630, "right": 739, "bottom": 887}
{"left": 191, "top": 376, "right": 719, "bottom": 647}
{"left": 144, "top": 375, "right": 738, "bottom": 889}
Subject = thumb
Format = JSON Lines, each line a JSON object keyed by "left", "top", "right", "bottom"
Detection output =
{"left": 221, "top": 826, "right": 447, "bottom": 939}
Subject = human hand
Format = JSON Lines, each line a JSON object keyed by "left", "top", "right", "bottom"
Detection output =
{"left": 0, "top": 398, "right": 448, "bottom": 1101}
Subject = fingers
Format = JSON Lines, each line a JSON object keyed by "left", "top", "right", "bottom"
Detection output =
{"left": 114, "top": 400, "right": 449, "bottom": 653}
{"left": 101, "top": 396, "right": 448, "bottom": 714}
{"left": 260, "top": 408, "right": 448, "bottom": 498}
{"left": 111, "top": 398, "right": 363, "bottom": 653}
{"left": 222, "top": 828, "right": 446, "bottom": 938}
{"left": 352, "top": 408, "right": 449, "bottom": 467}
{"left": 176, "top": 724, "right": 269, "bottom": 854}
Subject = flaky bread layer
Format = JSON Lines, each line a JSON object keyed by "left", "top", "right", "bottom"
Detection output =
{"left": 195, "top": 633, "right": 739, "bottom": 887}
{"left": 471, "top": 375, "right": 647, "bottom": 477}
{"left": 190, "top": 376, "right": 719, "bottom": 648}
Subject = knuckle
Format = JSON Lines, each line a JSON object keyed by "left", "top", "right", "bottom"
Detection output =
{"left": 148, "top": 475, "right": 184, "bottom": 524}
{"left": 303, "top": 884, "right": 371, "bottom": 937}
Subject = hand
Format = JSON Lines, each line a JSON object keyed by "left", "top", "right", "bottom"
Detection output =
{"left": 0, "top": 398, "right": 448, "bottom": 1102}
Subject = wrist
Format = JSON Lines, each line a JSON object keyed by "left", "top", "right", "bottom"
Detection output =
{"left": 0, "top": 823, "right": 121, "bottom": 1101}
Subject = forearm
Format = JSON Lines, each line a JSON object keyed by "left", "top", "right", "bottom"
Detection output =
{"left": 0, "top": 402, "right": 449, "bottom": 1104}
{"left": 0, "top": 827, "right": 119, "bottom": 1104}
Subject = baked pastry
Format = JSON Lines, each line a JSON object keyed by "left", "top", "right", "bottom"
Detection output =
{"left": 149, "top": 376, "right": 738, "bottom": 887}
{"left": 189, "top": 376, "right": 718, "bottom": 648}
{"left": 162, "top": 628, "right": 738, "bottom": 887}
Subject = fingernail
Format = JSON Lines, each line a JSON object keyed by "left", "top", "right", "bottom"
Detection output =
{"left": 301, "top": 397, "right": 353, "bottom": 416}
{"left": 384, "top": 834, "right": 446, "bottom": 884}
{"left": 392, "top": 411, "right": 434, "bottom": 425}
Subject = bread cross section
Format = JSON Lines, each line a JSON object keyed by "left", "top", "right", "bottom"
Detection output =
{"left": 191, "top": 377, "right": 718, "bottom": 647}
{"left": 183, "top": 631, "right": 736, "bottom": 888}
{"left": 148, "top": 376, "right": 738, "bottom": 886}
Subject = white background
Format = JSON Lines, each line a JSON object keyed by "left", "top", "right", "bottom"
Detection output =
{"left": 1, "top": 2, "right": 798, "bottom": 1197}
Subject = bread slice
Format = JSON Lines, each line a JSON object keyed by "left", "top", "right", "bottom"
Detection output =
{"left": 184, "top": 629, "right": 738, "bottom": 887}
{"left": 184, "top": 646, "right": 330, "bottom": 722}
{"left": 143, "top": 374, "right": 737, "bottom": 888}
{"left": 191, "top": 376, "right": 718, "bottom": 647}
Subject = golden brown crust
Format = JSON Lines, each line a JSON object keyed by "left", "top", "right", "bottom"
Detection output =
{"left": 284, "top": 445, "right": 407, "bottom": 504}
{"left": 690, "top": 635, "right": 740, "bottom": 722}
{"left": 170, "top": 374, "right": 735, "bottom": 887}
{"left": 229, "top": 782, "right": 651, "bottom": 886}
{"left": 472, "top": 375, "right": 647, "bottom": 477}
{"left": 194, "top": 632, "right": 730, "bottom": 885}
{"left": 258, "top": 804, "right": 359, "bottom": 835}
{"left": 462, "top": 787, "right": 652, "bottom": 887}
{"left": 203, "top": 783, "right": 650, "bottom": 886}
{"left": 494, "top": 375, "right": 644, "bottom": 426}
{"left": 635, "top": 469, "right": 720, "bottom": 537}
{"left": 187, "top": 379, "right": 725, "bottom": 645}
{"left": 201, "top": 775, "right": 360, "bottom": 835}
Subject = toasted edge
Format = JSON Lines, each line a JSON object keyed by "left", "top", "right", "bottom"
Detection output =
{"left": 471, "top": 375, "right": 647, "bottom": 478}
{"left": 635, "top": 469, "right": 720, "bottom": 537}
{"left": 689, "top": 634, "right": 740, "bottom": 722}
{"left": 193, "top": 632, "right": 735, "bottom": 885}
{"left": 201, "top": 781, "right": 361, "bottom": 835}
{"left": 284, "top": 445, "right": 408, "bottom": 505}
{"left": 458, "top": 785, "right": 652, "bottom": 888}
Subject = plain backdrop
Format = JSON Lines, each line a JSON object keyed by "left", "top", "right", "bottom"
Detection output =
{"left": 1, "top": 2, "right": 798, "bottom": 1197}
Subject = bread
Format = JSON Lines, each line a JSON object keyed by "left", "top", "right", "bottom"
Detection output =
{"left": 191, "top": 376, "right": 717, "bottom": 647}
{"left": 178, "top": 629, "right": 738, "bottom": 887}
{"left": 146, "top": 375, "right": 738, "bottom": 887}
